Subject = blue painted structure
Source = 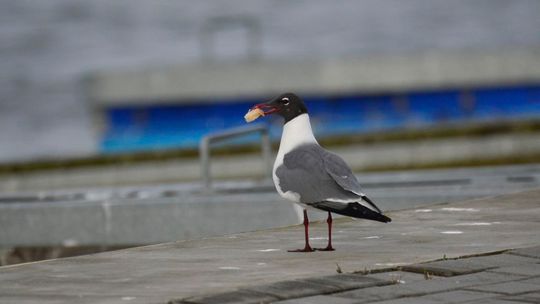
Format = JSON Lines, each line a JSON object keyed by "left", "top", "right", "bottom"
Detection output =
{"left": 101, "top": 85, "right": 540, "bottom": 153}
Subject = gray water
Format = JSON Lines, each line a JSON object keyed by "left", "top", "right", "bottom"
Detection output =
{"left": 1, "top": 0, "right": 540, "bottom": 163}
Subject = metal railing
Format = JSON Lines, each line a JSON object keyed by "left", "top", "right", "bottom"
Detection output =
{"left": 199, "top": 124, "right": 272, "bottom": 190}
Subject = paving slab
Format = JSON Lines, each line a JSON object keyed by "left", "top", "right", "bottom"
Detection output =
{"left": 242, "top": 280, "right": 343, "bottom": 300}
{"left": 188, "top": 275, "right": 395, "bottom": 304}
{"left": 487, "top": 263, "right": 540, "bottom": 276}
{"left": 335, "top": 271, "right": 521, "bottom": 301}
{"left": 300, "top": 273, "right": 392, "bottom": 291}
{"left": 1, "top": 188, "right": 540, "bottom": 304}
{"left": 456, "top": 253, "right": 539, "bottom": 268}
{"left": 364, "top": 297, "right": 444, "bottom": 304}
{"left": 400, "top": 253, "right": 539, "bottom": 277}
{"left": 366, "top": 271, "right": 431, "bottom": 284}
{"left": 430, "top": 271, "right": 526, "bottom": 286}
{"left": 463, "top": 299, "right": 526, "bottom": 304}
{"left": 518, "top": 276, "right": 540, "bottom": 285}
{"left": 465, "top": 281, "right": 540, "bottom": 295}
{"left": 507, "top": 245, "right": 540, "bottom": 259}
{"left": 331, "top": 271, "right": 512, "bottom": 302}
{"left": 272, "top": 295, "right": 361, "bottom": 304}
{"left": 400, "top": 259, "right": 494, "bottom": 277}
{"left": 503, "top": 291, "right": 540, "bottom": 303}
{"left": 332, "top": 284, "right": 418, "bottom": 303}
{"left": 175, "top": 290, "right": 279, "bottom": 304}
{"left": 423, "top": 290, "right": 497, "bottom": 303}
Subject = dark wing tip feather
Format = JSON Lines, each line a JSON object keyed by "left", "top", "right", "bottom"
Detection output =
{"left": 308, "top": 201, "right": 391, "bottom": 223}
{"left": 361, "top": 195, "right": 383, "bottom": 214}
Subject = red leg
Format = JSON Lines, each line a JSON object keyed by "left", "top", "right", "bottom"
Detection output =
{"left": 316, "top": 212, "right": 335, "bottom": 251}
{"left": 288, "top": 209, "right": 314, "bottom": 252}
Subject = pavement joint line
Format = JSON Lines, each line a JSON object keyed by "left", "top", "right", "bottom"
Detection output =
{"left": 175, "top": 289, "right": 283, "bottom": 304}
{"left": 353, "top": 267, "right": 400, "bottom": 275}
{"left": 394, "top": 249, "right": 513, "bottom": 277}
{"left": 240, "top": 280, "right": 343, "bottom": 300}
{"left": 449, "top": 249, "right": 511, "bottom": 259}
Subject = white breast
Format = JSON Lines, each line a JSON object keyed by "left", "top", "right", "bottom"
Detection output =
{"left": 272, "top": 114, "right": 318, "bottom": 203}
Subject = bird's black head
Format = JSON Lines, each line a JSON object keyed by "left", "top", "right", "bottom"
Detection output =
{"left": 252, "top": 93, "right": 308, "bottom": 123}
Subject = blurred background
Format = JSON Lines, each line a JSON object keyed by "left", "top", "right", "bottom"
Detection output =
{"left": 1, "top": 0, "right": 540, "bottom": 265}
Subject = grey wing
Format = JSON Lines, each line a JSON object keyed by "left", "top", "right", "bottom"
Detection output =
{"left": 320, "top": 148, "right": 365, "bottom": 196}
{"left": 277, "top": 145, "right": 360, "bottom": 203}
{"left": 321, "top": 149, "right": 383, "bottom": 213}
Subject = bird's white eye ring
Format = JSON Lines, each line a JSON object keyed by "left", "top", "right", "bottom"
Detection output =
{"left": 281, "top": 97, "right": 290, "bottom": 105}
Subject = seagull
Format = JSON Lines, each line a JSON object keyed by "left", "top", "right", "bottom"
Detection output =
{"left": 245, "top": 93, "right": 391, "bottom": 252}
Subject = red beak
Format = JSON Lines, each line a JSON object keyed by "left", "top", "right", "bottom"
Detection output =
{"left": 253, "top": 103, "right": 280, "bottom": 115}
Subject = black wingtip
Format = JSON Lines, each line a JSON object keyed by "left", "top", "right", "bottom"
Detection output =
{"left": 381, "top": 214, "right": 392, "bottom": 223}
{"left": 361, "top": 195, "right": 383, "bottom": 214}
{"left": 366, "top": 209, "right": 391, "bottom": 223}
{"left": 309, "top": 201, "right": 392, "bottom": 223}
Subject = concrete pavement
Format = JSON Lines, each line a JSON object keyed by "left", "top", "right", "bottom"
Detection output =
{"left": 1, "top": 188, "right": 539, "bottom": 303}
{"left": 178, "top": 247, "right": 540, "bottom": 304}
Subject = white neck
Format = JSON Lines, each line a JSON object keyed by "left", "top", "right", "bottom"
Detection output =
{"left": 276, "top": 113, "right": 318, "bottom": 159}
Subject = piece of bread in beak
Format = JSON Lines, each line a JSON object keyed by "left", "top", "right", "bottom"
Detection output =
{"left": 244, "top": 108, "right": 265, "bottom": 122}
